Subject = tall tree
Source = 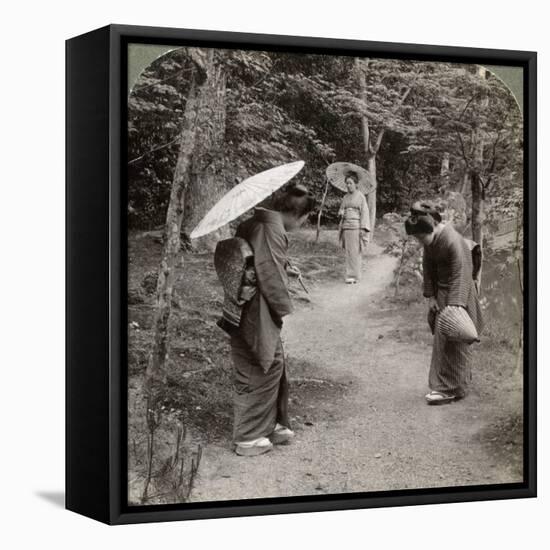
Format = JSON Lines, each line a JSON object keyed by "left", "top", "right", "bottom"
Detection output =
{"left": 182, "top": 49, "right": 230, "bottom": 249}
{"left": 350, "top": 58, "right": 420, "bottom": 231}
{"left": 430, "top": 64, "right": 522, "bottom": 253}
{"left": 144, "top": 48, "right": 209, "bottom": 401}
{"left": 470, "top": 66, "right": 489, "bottom": 248}
{"left": 128, "top": 49, "right": 196, "bottom": 229}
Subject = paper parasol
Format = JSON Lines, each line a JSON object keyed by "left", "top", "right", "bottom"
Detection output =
{"left": 326, "top": 162, "right": 375, "bottom": 195}
{"left": 190, "top": 161, "right": 305, "bottom": 239}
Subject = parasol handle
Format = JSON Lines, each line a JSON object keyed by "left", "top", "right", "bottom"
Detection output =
{"left": 287, "top": 261, "right": 310, "bottom": 294}
{"left": 297, "top": 274, "right": 310, "bottom": 294}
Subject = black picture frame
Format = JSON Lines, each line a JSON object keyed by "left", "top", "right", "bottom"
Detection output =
{"left": 66, "top": 24, "right": 537, "bottom": 525}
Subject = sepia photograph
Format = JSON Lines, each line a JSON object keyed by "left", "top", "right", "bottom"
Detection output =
{"left": 125, "top": 43, "right": 525, "bottom": 506}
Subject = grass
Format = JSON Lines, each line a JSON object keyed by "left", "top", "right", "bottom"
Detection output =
{"left": 385, "top": 268, "right": 523, "bottom": 480}
{"left": 127, "top": 225, "right": 347, "bottom": 505}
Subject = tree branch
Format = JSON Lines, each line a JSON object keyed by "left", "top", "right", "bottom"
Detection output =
{"left": 458, "top": 95, "right": 476, "bottom": 121}
{"left": 455, "top": 129, "right": 471, "bottom": 170}
{"left": 434, "top": 104, "right": 473, "bottom": 169}
{"left": 133, "top": 67, "right": 191, "bottom": 93}
{"left": 188, "top": 49, "right": 208, "bottom": 81}
{"left": 128, "top": 135, "right": 181, "bottom": 165}
{"left": 373, "top": 84, "right": 413, "bottom": 154}
{"left": 250, "top": 58, "right": 279, "bottom": 89}
{"left": 483, "top": 114, "right": 509, "bottom": 192}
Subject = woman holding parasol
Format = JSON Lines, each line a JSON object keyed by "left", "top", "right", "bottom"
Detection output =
{"left": 327, "top": 163, "right": 372, "bottom": 284}
{"left": 191, "top": 162, "right": 315, "bottom": 456}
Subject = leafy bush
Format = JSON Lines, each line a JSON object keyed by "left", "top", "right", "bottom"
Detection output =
{"left": 380, "top": 212, "right": 423, "bottom": 297}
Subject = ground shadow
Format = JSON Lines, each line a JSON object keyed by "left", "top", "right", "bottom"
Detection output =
{"left": 35, "top": 491, "right": 65, "bottom": 508}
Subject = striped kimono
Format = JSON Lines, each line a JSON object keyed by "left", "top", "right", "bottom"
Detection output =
{"left": 422, "top": 224, "right": 483, "bottom": 397}
{"left": 338, "top": 190, "right": 371, "bottom": 280}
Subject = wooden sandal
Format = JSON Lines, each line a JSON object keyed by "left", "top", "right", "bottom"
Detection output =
{"left": 425, "top": 390, "right": 456, "bottom": 405}
{"left": 234, "top": 437, "right": 273, "bottom": 456}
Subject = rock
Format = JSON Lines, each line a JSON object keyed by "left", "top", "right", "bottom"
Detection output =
{"left": 141, "top": 271, "right": 159, "bottom": 295}
{"left": 374, "top": 453, "right": 382, "bottom": 459}
{"left": 128, "top": 287, "right": 145, "bottom": 305}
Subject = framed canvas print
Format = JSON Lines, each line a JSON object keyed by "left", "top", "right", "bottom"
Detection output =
{"left": 66, "top": 24, "right": 536, "bottom": 525}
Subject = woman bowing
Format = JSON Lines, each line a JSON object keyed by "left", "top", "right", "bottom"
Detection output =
{"left": 405, "top": 201, "right": 483, "bottom": 405}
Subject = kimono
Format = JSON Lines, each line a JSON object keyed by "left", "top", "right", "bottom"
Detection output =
{"left": 422, "top": 224, "right": 483, "bottom": 396}
{"left": 338, "top": 190, "right": 371, "bottom": 280}
{"left": 231, "top": 208, "right": 293, "bottom": 442}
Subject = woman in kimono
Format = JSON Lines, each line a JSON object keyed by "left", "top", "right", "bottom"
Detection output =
{"left": 405, "top": 201, "right": 483, "bottom": 405}
{"left": 338, "top": 172, "right": 371, "bottom": 283}
{"left": 231, "top": 184, "right": 315, "bottom": 456}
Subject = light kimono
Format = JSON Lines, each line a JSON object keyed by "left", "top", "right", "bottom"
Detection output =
{"left": 338, "top": 190, "right": 371, "bottom": 280}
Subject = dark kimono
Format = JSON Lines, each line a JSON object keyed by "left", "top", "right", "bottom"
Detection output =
{"left": 231, "top": 208, "right": 293, "bottom": 442}
{"left": 422, "top": 224, "right": 483, "bottom": 396}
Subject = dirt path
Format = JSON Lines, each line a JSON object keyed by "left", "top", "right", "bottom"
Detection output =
{"left": 191, "top": 243, "right": 521, "bottom": 502}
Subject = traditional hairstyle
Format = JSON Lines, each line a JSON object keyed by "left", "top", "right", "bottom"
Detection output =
{"left": 410, "top": 201, "right": 442, "bottom": 222}
{"left": 404, "top": 200, "right": 442, "bottom": 236}
{"left": 345, "top": 171, "right": 359, "bottom": 185}
{"left": 274, "top": 183, "right": 316, "bottom": 217}
{"left": 405, "top": 215, "right": 435, "bottom": 235}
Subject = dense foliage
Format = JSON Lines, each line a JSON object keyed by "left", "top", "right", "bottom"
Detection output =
{"left": 127, "top": 48, "right": 523, "bottom": 241}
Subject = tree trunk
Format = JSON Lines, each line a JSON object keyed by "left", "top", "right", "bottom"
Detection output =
{"left": 470, "top": 171, "right": 484, "bottom": 246}
{"left": 471, "top": 65, "right": 488, "bottom": 245}
{"left": 354, "top": 59, "right": 414, "bottom": 233}
{"left": 145, "top": 56, "right": 208, "bottom": 401}
{"left": 354, "top": 58, "right": 378, "bottom": 233}
{"left": 470, "top": 170, "right": 484, "bottom": 289}
{"left": 514, "top": 214, "right": 523, "bottom": 376}
{"left": 315, "top": 178, "right": 330, "bottom": 242}
{"left": 365, "top": 153, "right": 377, "bottom": 230}
{"left": 438, "top": 153, "right": 467, "bottom": 233}
{"left": 183, "top": 50, "right": 229, "bottom": 250}
{"left": 460, "top": 169, "right": 470, "bottom": 195}
{"left": 439, "top": 152, "right": 450, "bottom": 192}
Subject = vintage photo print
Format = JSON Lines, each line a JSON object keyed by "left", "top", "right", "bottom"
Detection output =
{"left": 126, "top": 43, "right": 524, "bottom": 506}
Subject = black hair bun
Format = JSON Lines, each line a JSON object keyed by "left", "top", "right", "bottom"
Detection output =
{"left": 345, "top": 170, "right": 359, "bottom": 183}
{"left": 410, "top": 200, "right": 442, "bottom": 223}
{"left": 405, "top": 215, "right": 435, "bottom": 236}
{"left": 287, "top": 183, "right": 308, "bottom": 197}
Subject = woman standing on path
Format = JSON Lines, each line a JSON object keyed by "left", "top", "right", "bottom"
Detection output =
{"left": 405, "top": 201, "right": 483, "bottom": 405}
{"left": 338, "top": 172, "right": 371, "bottom": 284}
{"left": 231, "top": 184, "right": 316, "bottom": 456}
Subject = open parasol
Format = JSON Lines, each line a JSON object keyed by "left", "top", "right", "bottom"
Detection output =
{"left": 326, "top": 162, "right": 375, "bottom": 195}
{"left": 190, "top": 161, "right": 305, "bottom": 239}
